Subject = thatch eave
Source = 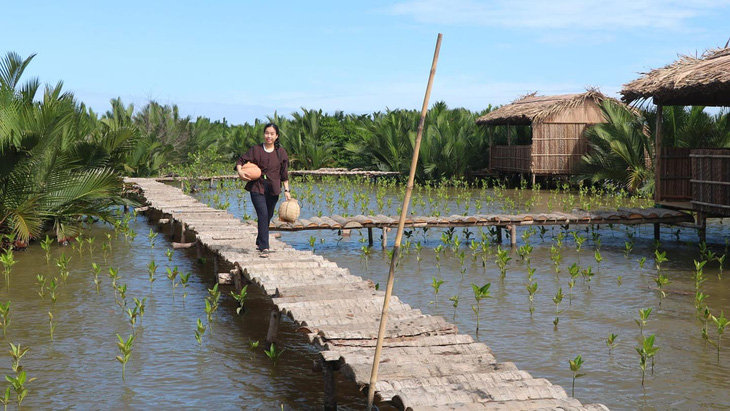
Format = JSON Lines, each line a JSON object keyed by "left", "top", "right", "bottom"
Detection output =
{"left": 621, "top": 47, "right": 730, "bottom": 107}
{"left": 476, "top": 90, "right": 610, "bottom": 126}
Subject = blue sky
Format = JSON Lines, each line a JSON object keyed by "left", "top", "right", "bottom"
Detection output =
{"left": 4, "top": 0, "right": 729, "bottom": 124}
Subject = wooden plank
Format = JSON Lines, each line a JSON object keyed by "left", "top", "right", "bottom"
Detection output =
{"left": 313, "top": 315, "right": 457, "bottom": 340}
{"left": 341, "top": 361, "right": 518, "bottom": 385}
{"left": 404, "top": 398, "right": 589, "bottom": 411}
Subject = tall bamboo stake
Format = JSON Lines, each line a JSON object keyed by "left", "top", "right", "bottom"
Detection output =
{"left": 366, "top": 33, "right": 442, "bottom": 411}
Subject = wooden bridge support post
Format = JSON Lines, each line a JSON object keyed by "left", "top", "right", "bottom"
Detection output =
{"left": 654, "top": 223, "right": 660, "bottom": 241}
{"left": 195, "top": 238, "right": 203, "bottom": 261}
{"left": 496, "top": 227, "right": 503, "bottom": 244}
{"left": 322, "top": 359, "right": 339, "bottom": 411}
{"left": 266, "top": 309, "right": 281, "bottom": 347}
{"left": 213, "top": 254, "right": 219, "bottom": 276}
{"left": 169, "top": 218, "right": 175, "bottom": 237}
{"left": 697, "top": 211, "right": 707, "bottom": 243}
{"left": 381, "top": 228, "right": 387, "bottom": 248}
{"left": 179, "top": 222, "right": 186, "bottom": 243}
{"left": 510, "top": 225, "right": 517, "bottom": 247}
{"left": 368, "top": 227, "right": 374, "bottom": 247}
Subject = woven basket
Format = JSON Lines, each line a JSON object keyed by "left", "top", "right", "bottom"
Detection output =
{"left": 278, "top": 199, "right": 300, "bottom": 222}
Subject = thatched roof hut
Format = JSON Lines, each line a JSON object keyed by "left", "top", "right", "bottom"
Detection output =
{"left": 476, "top": 90, "right": 614, "bottom": 180}
{"left": 622, "top": 47, "right": 730, "bottom": 106}
{"left": 476, "top": 90, "right": 613, "bottom": 125}
{"left": 621, "top": 45, "right": 730, "bottom": 226}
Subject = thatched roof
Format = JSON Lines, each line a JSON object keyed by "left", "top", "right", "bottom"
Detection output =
{"left": 621, "top": 47, "right": 730, "bottom": 106}
{"left": 475, "top": 90, "right": 610, "bottom": 126}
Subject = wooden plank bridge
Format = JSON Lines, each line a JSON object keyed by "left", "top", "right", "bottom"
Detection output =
{"left": 266, "top": 208, "right": 694, "bottom": 247}
{"left": 126, "top": 177, "right": 610, "bottom": 410}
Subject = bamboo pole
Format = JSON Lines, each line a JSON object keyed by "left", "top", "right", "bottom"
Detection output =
{"left": 655, "top": 104, "right": 663, "bottom": 204}
{"left": 366, "top": 33, "right": 442, "bottom": 411}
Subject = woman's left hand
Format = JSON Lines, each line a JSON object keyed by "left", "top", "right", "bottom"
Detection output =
{"left": 285, "top": 191, "right": 292, "bottom": 201}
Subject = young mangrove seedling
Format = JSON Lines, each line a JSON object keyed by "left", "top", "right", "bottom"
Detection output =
{"left": 553, "top": 288, "right": 563, "bottom": 327}
{"left": 194, "top": 318, "right": 206, "bottom": 347}
{"left": 624, "top": 241, "right": 633, "bottom": 258}
{"left": 115, "top": 333, "right": 135, "bottom": 381}
{"left": 526, "top": 282, "right": 538, "bottom": 318}
{"left": 606, "top": 333, "right": 618, "bottom": 354}
{"left": 147, "top": 260, "right": 157, "bottom": 287}
{"left": 147, "top": 228, "right": 158, "bottom": 248}
{"left": 694, "top": 260, "right": 707, "bottom": 292}
{"left": 5, "top": 369, "right": 35, "bottom": 408}
{"left": 695, "top": 291, "right": 709, "bottom": 312}
{"left": 166, "top": 267, "right": 180, "bottom": 300}
{"left": 116, "top": 283, "right": 128, "bottom": 308}
{"left": 101, "top": 241, "right": 110, "bottom": 263}
{"left": 572, "top": 233, "right": 586, "bottom": 253}
{"left": 429, "top": 277, "right": 445, "bottom": 307}
{"left": 48, "top": 312, "right": 56, "bottom": 341}
{"left": 617, "top": 276, "right": 623, "bottom": 287}
{"left": 712, "top": 311, "right": 729, "bottom": 362}
{"left": 568, "top": 355, "right": 586, "bottom": 397}
{"left": 36, "top": 274, "right": 46, "bottom": 299}
{"left": 308, "top": 235, "right": 316, "bottom": 250}
{"left": 108, "top": 266, "right": 120, "bottom": 292}
{"left": 0, "top": 249, "right": 17, "bottom": 290}
{"left": 55, "top": 252, "right": 71, "bottom": 284}
{"left": 264, "top": 343, "right": 285, "bottom": 362}
{"left": 133, "top": 297, "right": 146, "bottom": 324}
{"left": 581, "top": 266, "right": 595, "bottom": 289}
{"left": 638, "top": 257, "right": 646, "bottom": 269}
{"left": 230, "top": 285, "right": 248, "bottom": 315}
{"left": 635, "top": 308, "right": 653, "bottom": 337}
{"left": 550, "top": 245, "right": 562, "bottom": 274}
{"left": 449, "top": 295, "right": 460, "bottom": 320}
{"left": 91, "top": 262, "right": 102, "bottom": 293}
{"left": 0, "top": 302, "right": 9, "bottom": 337}
{"left": 495, "top": 246, "right": 511, "bottom": 279}
{"left": 654, "top": 250, "right": 668, "bottom": 272}
{"left": 654, "top": 274, "right": 670, "bottom": 306}
{"left": 568, "top": 263, "right": 580, "bottom": 304}
{"left": 165, "top": 248, "right": 174, "bottom": 262}
{"left": 180, "top": 272, "right": 191, "bottom": 302}
{"left": 594, "top": 249, "right": 602, "bottom": 271}
{"left": 47, "top": 278, "right": 58, "bottom": 305}
{"left": 471, "top": 283, "right": 492, "bottom": 332}
{"left": 636, "top": 334, "right": 660, "bottom": 387}
{"left": 41, "top": 235, "right": 53, "bottom": 263}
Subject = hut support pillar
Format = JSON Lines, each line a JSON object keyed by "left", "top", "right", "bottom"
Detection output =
{"left": 209, "top": 178, "right": 216, "bottom": 189}
{"left": 510, "top": 225, "right": 517, "bottom": 247}
{"left": 531, "top": 173, "right": 536, "bottom": 187}
{"left": 697, "top": 212, "right": 707, "bottom": 243}
{"left": 322, "top": 359, "right": 339, "bottom": 411}
{"left": 496, "top": 227, "right": 503, "bottom": 244}
{"left": 653, "top": 223, "right": 660, "bottom": 241}
{"left": 213, "top": 254, "right": 219, "bottom": 276}
{"left": 655, "top": 105, "right": 663, "bottom": 204}
{"left": 179, "top": 222, "right": 186, "bottom": 243}
{"left": 195, "top": 238, "right": 203, "bottom": 261}
{"left": 381, "top": 228, "right": 387, "bottom": 248}
{"left": 266, "top": 309, "right": 281, "bottom": 347}
{"left": 368, "top": 227, "right": 374, "bottom": 247}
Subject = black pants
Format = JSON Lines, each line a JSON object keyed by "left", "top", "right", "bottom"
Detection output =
{"left": 251, "top": 191, "right": 279, "bottom": 251}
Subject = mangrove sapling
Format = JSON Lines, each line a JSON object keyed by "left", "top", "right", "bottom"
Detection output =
{"left": 308, "top": 235, "right": 316, "bottom": 251}
{"left": 654, "top": 250, "right": 668, "bottom": 272}
{"left": 694, "top": 260, "right": 707, "bottom": 292}
{"left": 700, "top": 306, "right": 712, "bottom": 347}
{"left": 165, "top": 248, "right": 174, "bottom": 262}
{"left": 581, "top": 266, "right": 595, "bottom": 290}
{"left": 36, "top": 275, "right": 46, "bottom": 299}
{"left": 115, "top": 333, "right": 135, "bottom": 381}
{"left": 712, "top": 311, "right": 729, "bottom": 361}
{"left": 606, "top": 333, "right": 618, "bottom": 354}
{"left": 86, "top": 237, "right": 95, "bottom": 257}
{"left": 55, "top": 252, "right": 71, "bottom": 284}
{"left": 0, "top": 250, "right": 16, "bottom": 290}
{"left": 638, "top": 257, "right": 646, "bottom": 269}
{"left": 180, "top": 272, "right": 191, "bottom": 302}
{"left": 594, "top": 249, "right": 602, "bottom": 271}
{"left": 471, "top": 283, "right": 492, "bottom": 332}
{"left": 133, "top": 297, "right": 146, "bottom": 324}
{"left": 48, "top": 312, "right": 56, "bottom": 341}
{"left": 147, "top": 260, "right": 157, "bottom": 289}
{"left": 0, "top": 302, "right": 9, "bottom": 336}
{"left": 526, "top": 282, "right": 538, "bottom": 318}
{"left": 572, "top": 232, "right": 586, "bottom": 253}
{"left": 568, "top": 355, "right": 586, "bottom": 397}
{"left": 550, "top": 246, "right": 562, "bottom": 274}
{"left": 495, "top": 246, "right": 511, "bottom": 279}
{"left": 429, "top": 277, "right": 445, "bottom": 307}
{"left": 695, "top": 291, "right": 709, "bottom": 313}
{"left": 41, "top": 235, "right": 53, "bottom": 263}
{"left": 654, "top": 274, "right": 670, "bottom": 306}
{"left": 264, "top": 343, "right": 285, "bottom": 362}
{"left": 5, "top": 369, "right": 35, "bottom": 408}
{"left": 231, "top": 285, "right": 248, "bottom": 315}
{"left": 194, "top": 318, "right": 205, "bottom": 347}
{"left": 553, "top": 288, "right": 563, "bottom": 326}
{"left": 166, "top": 267, "right": 180, "bottom": 300}
{"left": 568, "top": 263, "right": 580, "bottom": 304}
{"left": 636, "top": 334, "right": 660, "bottom": 387}
{"left": 617, "top": 276, "right": 623, "bottom": 286}
{"left": 635, "top": 308, "right": 653, "bottom": 337}
{"left": 624, "top": 241, "right": 633, "bottom": 258}
{"left": 449, "top": 295, "right": 460, "bottom": 320}
{"left": 101, "top": 242, "right": 110, "bottom": 263}
{"left": 717, "top": 254, "right": 726, "bottom": 279}
{"left": 116, "top": 283, "right": 128, "bottom": 308}
{"left": 91, "top": 262, "right": 102, "bottom": 293}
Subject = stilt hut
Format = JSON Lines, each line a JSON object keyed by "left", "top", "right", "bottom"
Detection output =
{"left": 622, "top": 46, "right": 730, "bottom": 240}
{"left": 476, "top": 90, "right": 615, "bottom": 184}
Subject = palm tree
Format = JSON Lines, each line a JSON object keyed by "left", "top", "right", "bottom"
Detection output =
{"left": 577, "top": 100, "right": 654, "bottom": 193}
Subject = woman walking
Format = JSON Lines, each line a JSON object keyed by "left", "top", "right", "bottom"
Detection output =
{"left": 235, "top": 123, "right": 291, "bottom": 258}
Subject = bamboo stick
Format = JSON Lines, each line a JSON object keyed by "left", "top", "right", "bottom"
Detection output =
{"left": 366, "top": 33, "right": 442, "bottom": 411}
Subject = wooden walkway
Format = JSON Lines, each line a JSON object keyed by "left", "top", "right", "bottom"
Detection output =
{"left": 125, "top": 177, "right": 608, "bottom": 410}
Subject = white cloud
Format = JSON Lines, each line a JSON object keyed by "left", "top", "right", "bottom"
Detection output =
{"left": 386, "top": 0, "right": 730, "bottom": 31}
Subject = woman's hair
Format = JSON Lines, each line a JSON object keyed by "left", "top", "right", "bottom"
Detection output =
{"left": 264, "top": 123, "right": 281, "bottom": 149}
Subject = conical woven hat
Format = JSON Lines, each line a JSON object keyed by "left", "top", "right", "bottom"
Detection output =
{"left": 278, "top": 199, "right": 300, "bottom": 222}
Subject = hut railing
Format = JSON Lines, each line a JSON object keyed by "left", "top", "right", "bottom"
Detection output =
{"left": 691, "top": 148, "right": 730, "bottom": 217}
{"left": 490, "top": 145, "right": 531, "bottom": 173}
{"left": 659, "top": 147, "right": 692, "bottom": 202}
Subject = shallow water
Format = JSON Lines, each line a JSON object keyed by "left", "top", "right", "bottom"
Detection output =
{"left": 199, "top": 177, "right": 730, "bottom": 409}
{"left": 1, "top": 216, "right": 366, "bottom": 409}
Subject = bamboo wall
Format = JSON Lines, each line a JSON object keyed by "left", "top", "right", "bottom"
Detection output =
{"left": 490, "top": 145, "right": 531, "bottom": 173}
{"left": 691, "top": 149, "right": 730, "bottom": 217}
{"left": 660, "top": 147, "right": 692, "bottom": 201}
{"left": 531, "top": 123, "right": 589, "bottom": 175}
